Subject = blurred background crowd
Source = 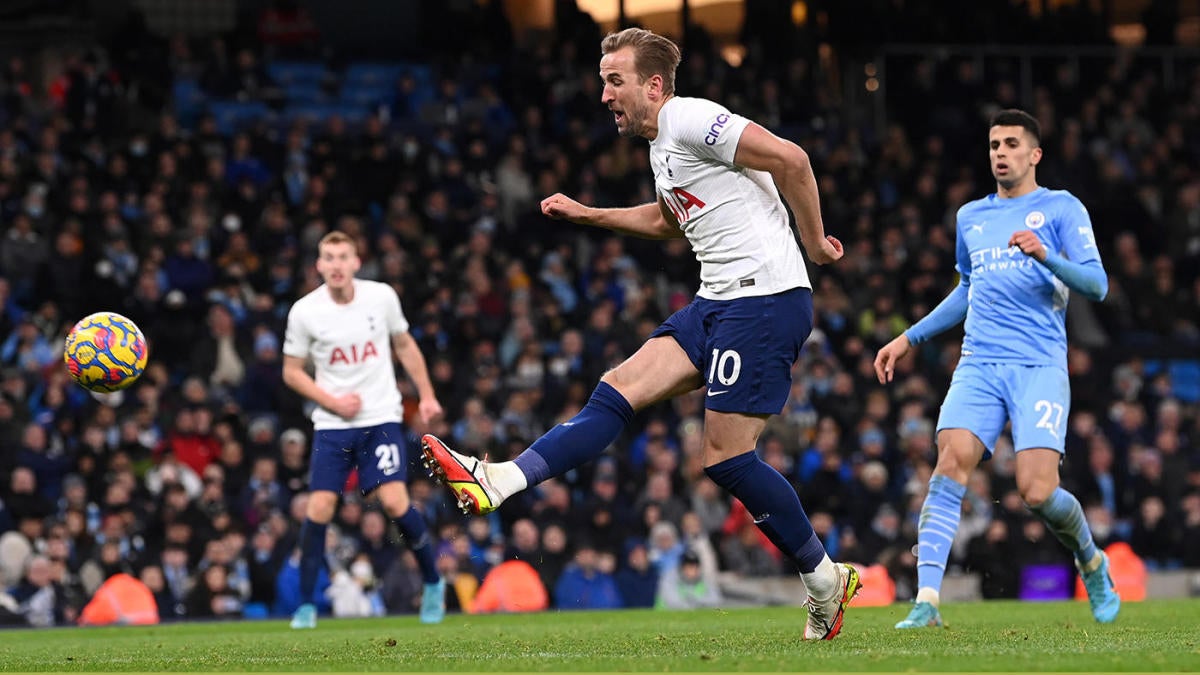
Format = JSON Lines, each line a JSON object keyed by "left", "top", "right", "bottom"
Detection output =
{"left": 0, "top": 0, "right": 1198, "bottom": 626}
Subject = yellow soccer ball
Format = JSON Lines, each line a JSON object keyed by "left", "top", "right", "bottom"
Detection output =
{"left": 63, "top": 312, "right": 149, "bottom": 393}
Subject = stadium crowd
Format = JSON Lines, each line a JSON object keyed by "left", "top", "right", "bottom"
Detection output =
{"left": 0, "top": 1, "right": 1198, "bottom": 626}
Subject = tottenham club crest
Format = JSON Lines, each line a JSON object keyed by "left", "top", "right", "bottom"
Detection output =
{"left": 1025, "top": 210, "right": 1046, "bottom": 229}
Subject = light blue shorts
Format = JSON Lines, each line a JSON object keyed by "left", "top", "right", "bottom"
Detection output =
{"left": 936, "top": 361, "right": 1070, "bottom": 459}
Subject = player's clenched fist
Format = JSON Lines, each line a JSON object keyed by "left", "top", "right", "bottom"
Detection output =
{"left": 873, "top": 333, "right": 911, "bottom": 384}
{"left": 328, "top": 393, "right": 362, "bottom": 419}
{"left": 807, "top": 234, "right": 844, "bottom": 266}
{"left": 1008, "top": 229, "right": 1047, "bottom": 261}
{"left": 541, "top": 193, "right": 591, "bottom": 223}
{"left": 418, "top": 398, "right": 444, "bottom": 425}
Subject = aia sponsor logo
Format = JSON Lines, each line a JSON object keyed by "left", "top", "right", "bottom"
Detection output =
{"left": 329, "top": 341, "right": 379, "bottom": 365}
{"left": 661, "top": 187, "right": 706, "bottom": 224}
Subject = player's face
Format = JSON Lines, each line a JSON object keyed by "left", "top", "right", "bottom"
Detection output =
{"left": 600, "top": 47, "right": 654, "bottom": 139}
{"left": 989, "top": 125, "right": 1042, "bottom": 189}
{"left": 315, "top": 241, "right": 361, "bottom": 290}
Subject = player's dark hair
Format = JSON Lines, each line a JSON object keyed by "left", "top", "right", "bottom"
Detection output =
{"left": 601, "top": 28, "right": 682, "bottom": 97}
{"left": 990, "top": 109, "right": 1041, "bottom": 146}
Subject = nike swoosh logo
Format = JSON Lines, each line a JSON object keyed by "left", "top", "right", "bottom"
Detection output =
{"left": 707, "top": 390, "right": 729, "bottom": 397}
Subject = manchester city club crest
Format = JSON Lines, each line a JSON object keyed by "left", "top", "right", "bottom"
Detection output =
{"left": 1025, "top": 210, "right": 1046, "bottom": 229}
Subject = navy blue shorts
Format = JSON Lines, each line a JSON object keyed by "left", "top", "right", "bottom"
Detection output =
{"left": 650, "top": 287, "right": 813, "bottom": 415}
{"left": 309, "top": 422, "right": 410, "bottom": 495}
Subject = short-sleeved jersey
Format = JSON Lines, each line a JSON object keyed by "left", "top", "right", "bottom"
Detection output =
{"left": 649, "top": 97, "right": 811, "bottom": 300}
{"left": 955, "top": 187, "right": 1104, "bottom": 367}
{"left": 283, "top": 279, "right": 409, "bottom": 430}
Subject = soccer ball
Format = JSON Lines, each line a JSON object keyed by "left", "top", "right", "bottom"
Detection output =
{"left": 63, "top": 312, "right": 149, "bottom": 393}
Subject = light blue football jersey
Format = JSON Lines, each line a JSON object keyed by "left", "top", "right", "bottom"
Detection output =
{"left": 955, "top": 187, "right": 1104, "bottom": 366}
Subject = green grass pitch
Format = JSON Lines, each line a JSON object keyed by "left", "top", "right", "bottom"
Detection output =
{"left": 1, "top": 599, "right": 1197, "bottom": 671}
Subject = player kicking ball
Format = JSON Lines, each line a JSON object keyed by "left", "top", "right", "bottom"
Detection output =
{"left": 423, "top": 28, "right": 860, "bottom": 639}
{"left": 283, "top": 231, "right": 446, "bottom": 628}
{"left": 874, "top": 109, "right": 1120, "bottom": 629}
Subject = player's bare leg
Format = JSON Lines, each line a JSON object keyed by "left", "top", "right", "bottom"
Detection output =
{"left": 599, "top": 336, "right": 705, "bottom": 408}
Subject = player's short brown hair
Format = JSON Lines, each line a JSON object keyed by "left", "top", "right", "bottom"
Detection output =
{"left": 318, "top": 230, "right": 357, "bottom": 253}
{"left": 601, "top": 28, "right": 682, "bottom": 97}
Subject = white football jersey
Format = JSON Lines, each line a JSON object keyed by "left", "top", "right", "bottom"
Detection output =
{"left": 283, "top": 279, "right": 409, "bottom": 430}
{"left": 650, "top": 96, "right": 811, "bottom": 299}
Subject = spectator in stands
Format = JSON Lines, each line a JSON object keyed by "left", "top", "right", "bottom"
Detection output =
{"left": 187, "top": 563, "right": 243, "bottom": 619}
{"left": 0, "top": 510, "right": 43, "bottom": 589}
{"left": 536, "top": 522, "right": 570, "bottom": 594}
{"left": 655, "top": 549, "right": 721, "bottom": 610}
{"left": 436, "top": 549, "right": 478, "bottom": 614}
{"left": 553, "top": 541, "right": 622, "bottom": 610}
{"left": 1131, "top": 496, "right": 1179, "bottom": 570}
{"left": 1179, "top": 492, "right": 1200, "bottom": 569}
{"left": 379, "top": 550, "right": 421, "bottom": 615}
{"left": 139, "top": 564, "right": 175, "bottom": 621}
{"left": 191, "top": 304, "right": 249, "bottom": 394}
{"left": 79, "top": 540, "right": 132, "bottom": 596}
{"left": 614, "top": 541, "right": 658, "bottom": 608}
{"left": 328, "top": 554, "right": 383, "bottom": 618}
{"left": 721, "top": 519, "right": 783, "bottom": 578}
{"left": 8, "top": 555, "right": 66, "bottom": 627}
{"left": 964, "top": 519, "right": 1020, "bottom": 599}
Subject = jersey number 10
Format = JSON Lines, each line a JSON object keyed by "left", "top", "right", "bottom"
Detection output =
{"left": 708, "top": 349, "right": 743, "bottom": 387}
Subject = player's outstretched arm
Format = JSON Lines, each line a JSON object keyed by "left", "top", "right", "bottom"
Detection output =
{"left": 540, "top": 193, "right": 683, "bottom": 240}
{"left": 874, "top": 281, "right": 969, "bottom": 384}
{"left": 282, "top": 354, "right": 361, "bottom": 419}
{"left": 873, "top": 333, "right": 910, "bottom": 384}
{"left": 391, "top": 332, "right": 443, "bottom": 424}
{"left": 732, "top": 123, "right": 842, "bottom": 265}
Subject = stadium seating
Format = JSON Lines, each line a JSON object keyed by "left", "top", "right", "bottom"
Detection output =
{"left": 207, "top": 100, "right": 271, "bottom": 135}
{"left": 266, "top": 61, "right": 328, "bottom": 86}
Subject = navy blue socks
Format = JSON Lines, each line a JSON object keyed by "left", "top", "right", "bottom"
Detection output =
{"left": 704, "top": 451, "right": 826, "bottom": 573}
{"left": 514, "top": 382, "right": 634, "bottom": 486}
{"left": 394, "top": 507, "right": 440, "bottom": 584}
{"left": 298, "top": 519, "right": 328, "bottom": 603}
